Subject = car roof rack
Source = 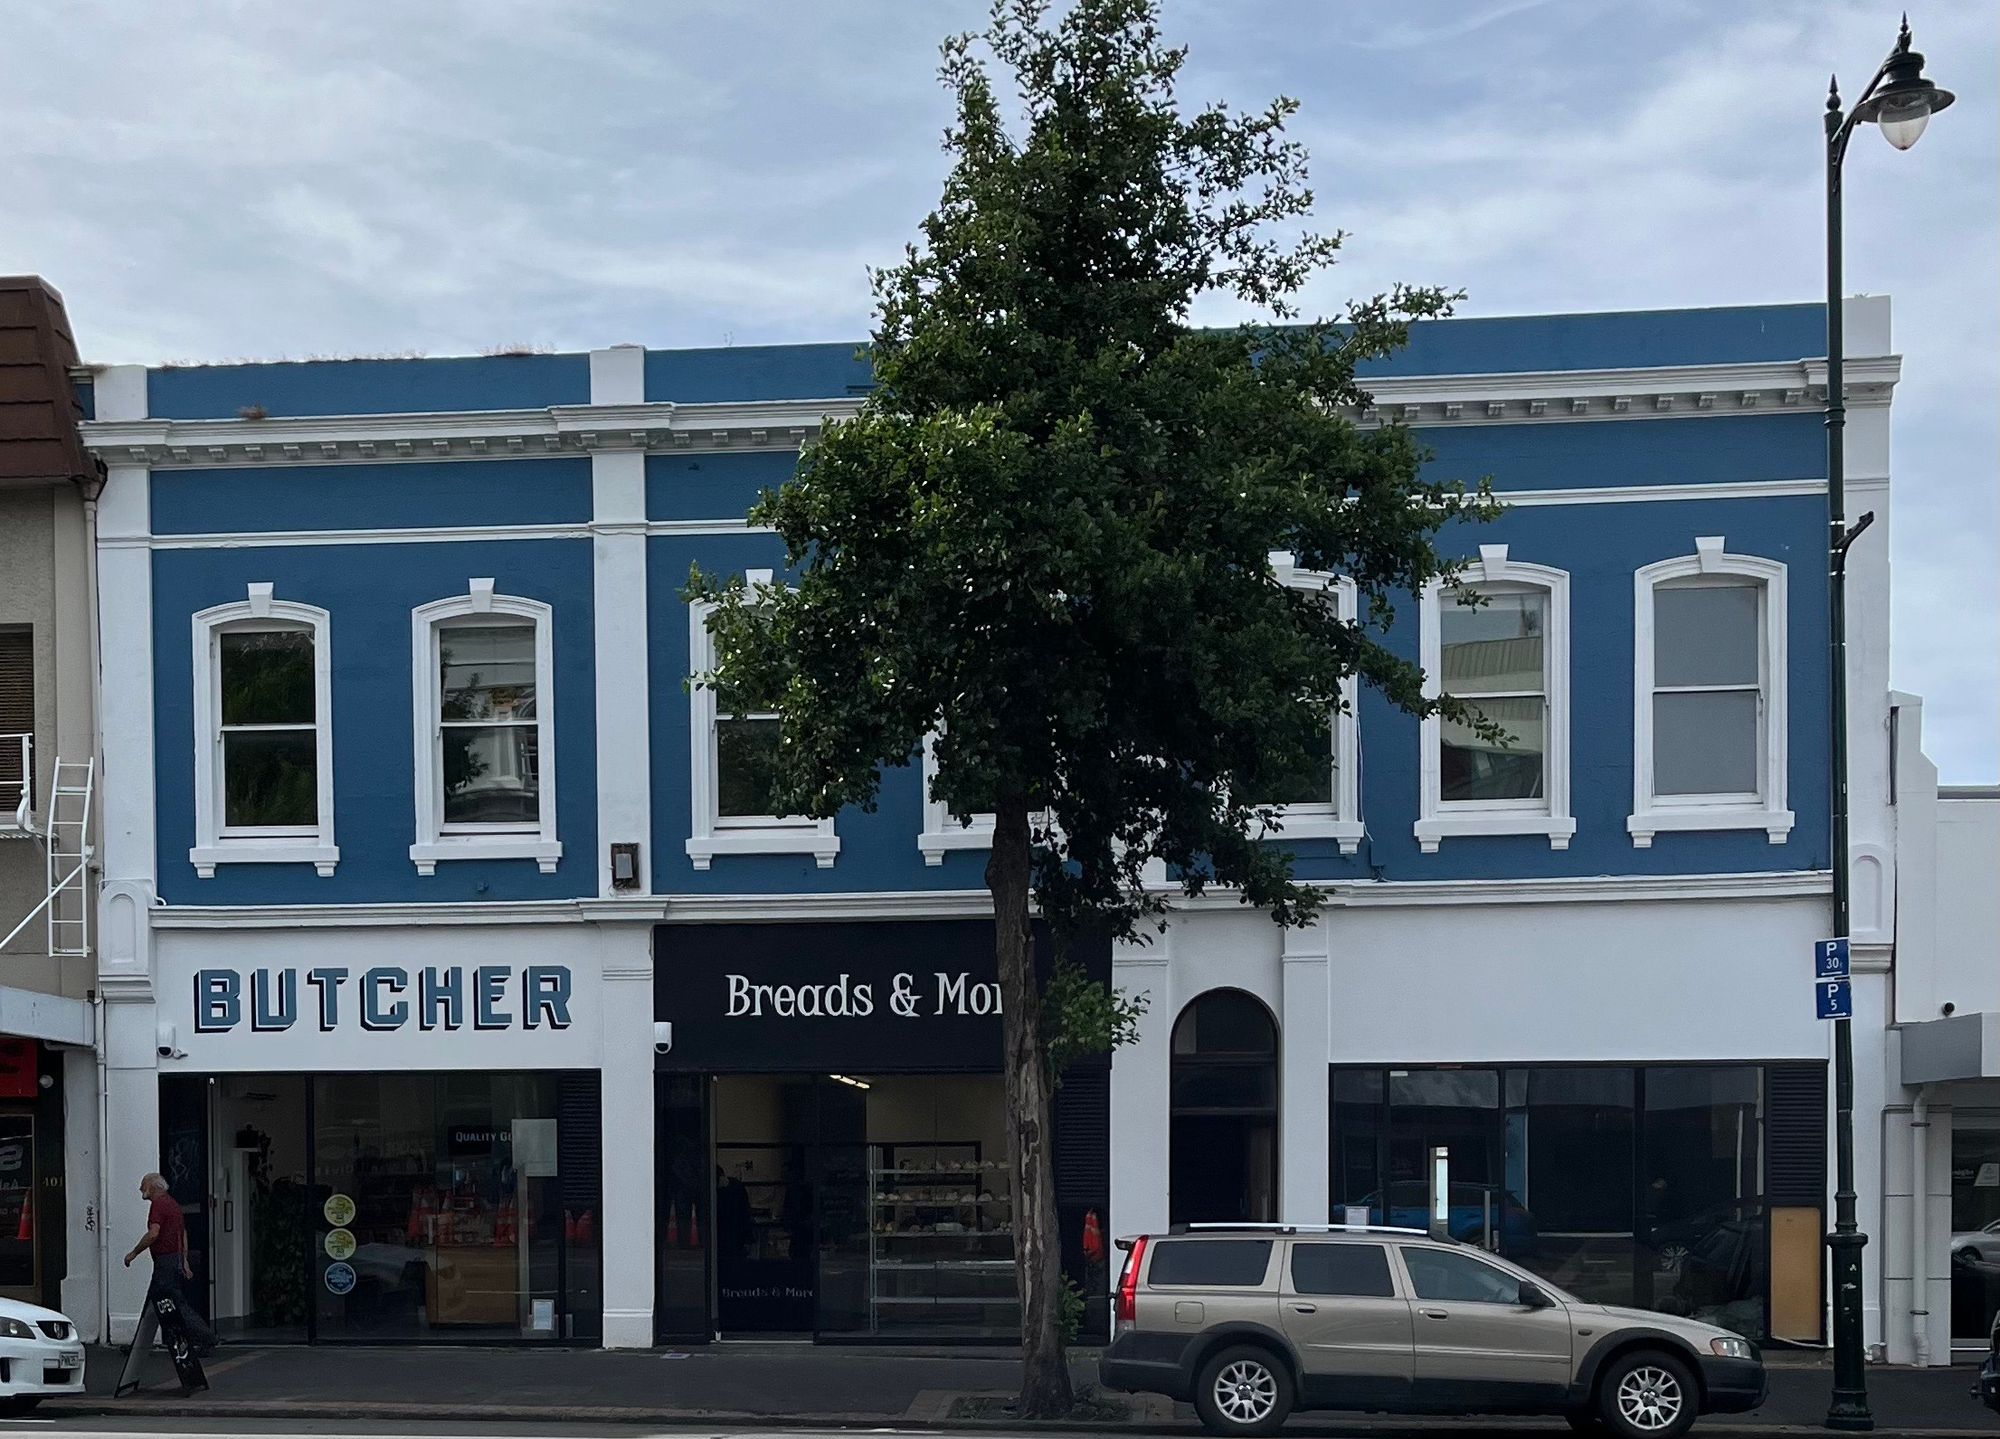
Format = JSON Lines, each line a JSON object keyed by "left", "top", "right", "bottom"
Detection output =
{"left": 1172, "top": 1222, "right": 1447, "bottom": 1239}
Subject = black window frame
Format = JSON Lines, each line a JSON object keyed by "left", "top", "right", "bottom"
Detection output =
{"left": 1328, "top": 1060, "right": 1823, "bottom": 1347}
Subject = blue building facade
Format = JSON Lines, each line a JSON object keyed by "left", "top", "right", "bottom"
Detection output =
{"left": 83, "top": 302, "right": 1906, "bottom": 1352}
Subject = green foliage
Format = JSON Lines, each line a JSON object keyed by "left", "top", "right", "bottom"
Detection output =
{"left": 688, "top": 0, "right": 1495, "bottom": 949}
{"left": 1043, "top": 960, "right": 1146, "bottom": 1084}
{"left": 1058, "top": 1272, "right": 1086, "bottom": 1347}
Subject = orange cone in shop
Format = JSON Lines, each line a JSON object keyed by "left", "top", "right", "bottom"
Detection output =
{"left": 664, "top": 1205, "right": 679, "bottom": 1247}
{"left": 15, "top": 1197, "right": 30, "bottom": 1243}
{"left": 686, "top": 1208, "right": 699, "bottom": 1249}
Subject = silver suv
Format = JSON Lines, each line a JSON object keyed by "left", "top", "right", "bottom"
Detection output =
{"left": 1101, "top": 1226, "right": 1764, "bottom": 1438}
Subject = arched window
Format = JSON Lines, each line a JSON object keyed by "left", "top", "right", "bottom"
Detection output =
{"left": 1170, "top": 989, "right": 1279, "bottom": 1225}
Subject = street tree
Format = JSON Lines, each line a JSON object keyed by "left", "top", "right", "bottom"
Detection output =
{"left": 689, "top": 0, "right": 1494, "bottom": 1414}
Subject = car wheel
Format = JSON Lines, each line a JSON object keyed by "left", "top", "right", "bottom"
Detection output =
{"left": 0, "top": 1397, "right": 43, "bottom": 1417}
{"left": 1653, "top": 1243, "right": 1688, "bottom": 1272}
{"left": 1597, "top": 1349, "right": 1696, "bottom": 1439}
{"left": 1193, "top": 1344, "right": 1294, "bottom": 1436}
{"left": 1967, "top": 1248, "right": 1984, "bottom": 1264}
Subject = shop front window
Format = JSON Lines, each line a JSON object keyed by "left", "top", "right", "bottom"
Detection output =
{"left": 708, "top": 1072, "right": 1018, "bottom": 1340}
{"left": 1951, "top": 1126, "right": 2000, "bottom": 1344}
{"left": 310, "top": 1072, "right": 594, "bottom": 1341}
{"left": 1639, "top": 1066, "right": 1765, "bottom": 1337}
{"left": 0, "top": 1115, "right": 33, "bottom": 1296}
{"left": 1330, "top": 1063, "right": 1775, "bottom": 1341}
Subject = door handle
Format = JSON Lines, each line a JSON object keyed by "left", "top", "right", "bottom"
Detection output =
{"left": 1420, "top": 1308, "right": 1450, "bottom": 1320}
{"left": 1291, "top": 1303, "right": 1317, "bottom": 1314}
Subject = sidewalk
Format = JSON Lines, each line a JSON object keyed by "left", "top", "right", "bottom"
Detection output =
{"left": 50, "top": 1342, "right": 2000, "bottom": 1435}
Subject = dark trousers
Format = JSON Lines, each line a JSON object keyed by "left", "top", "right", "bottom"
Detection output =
{"left": 146, "top": 1261, "right": 216, "bottom": 1349}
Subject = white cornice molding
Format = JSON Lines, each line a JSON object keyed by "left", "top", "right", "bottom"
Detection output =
{"left": 80, "top": 356, "right": 1900, "bottom": 469}
{"left": 107, "top": 480, "right": 1839, "bottom": 553}
{"left": 147, "top": 869, "right": 1830, "bottom": 929}
{"left": 152, "top": 897, "right": 670, "bottom": 928}
{"left": 80, "top": 396, "right": 866, "bottom": 469}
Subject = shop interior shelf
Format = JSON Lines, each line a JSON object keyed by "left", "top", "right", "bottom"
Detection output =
{"left": 869, "top": 1140, "right": 1021, "bottom": 1332}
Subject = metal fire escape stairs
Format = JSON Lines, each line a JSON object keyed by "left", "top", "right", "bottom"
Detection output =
{"left": 0, "top": 735, "right": 94, "bottom": 960}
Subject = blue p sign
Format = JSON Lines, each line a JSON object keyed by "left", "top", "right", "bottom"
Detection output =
{"left": 1814, "top": 938, "right": 1851, "bottom": 978}
{"left": 1815, "top": 978, "right": 1853, "bottom": 1021}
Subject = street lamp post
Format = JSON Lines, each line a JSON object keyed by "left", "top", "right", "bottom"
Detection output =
{"left": 1821, "top": 17, "right": 1952, "bottom": 1434}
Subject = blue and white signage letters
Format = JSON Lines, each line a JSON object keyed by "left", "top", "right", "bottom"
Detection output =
{"left": 1814, "top": 937, "right": 1851, "bottom": 979}
{"left": 1815, "top": 978, "right": 1853, "bottom": 1021}
{"left": 194, "top": 964, "right": 575, "bottom": 1035}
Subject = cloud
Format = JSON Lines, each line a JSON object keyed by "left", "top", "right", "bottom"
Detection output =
{"left": 0, "top": 0, "right": 1989, "bottom": 776}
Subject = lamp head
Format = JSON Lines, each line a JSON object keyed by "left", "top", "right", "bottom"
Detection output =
{"left": 1852, "top": 17, "right": 1954, "bottom": 150}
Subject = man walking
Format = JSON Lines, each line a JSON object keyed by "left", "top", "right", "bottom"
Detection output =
{"left": 124, "top": 1173, "right": 216, "bottom": 1354}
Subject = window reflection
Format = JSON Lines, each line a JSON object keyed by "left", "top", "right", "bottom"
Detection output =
{"left": 1329, "top": 1063, "right": 1781, "bottom": 1341}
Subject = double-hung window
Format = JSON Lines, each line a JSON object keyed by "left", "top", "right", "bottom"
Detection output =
{"left": 411, "top": 580, "right": 561, "bottom": 874}
{"left": 688, "top": 574, "right": 839, "bottom": 869}
{"left": 1248, "top": 553, "right": 1363, "bottom": 854}
{"left": 1416, "top": 547, "right": 1574, "bottom": 851}
{"left": 190, "top": 584, "right": 337, "bottom": 876}
{"left": 1630, "top": 538, "right": 1791, "bottom": 845}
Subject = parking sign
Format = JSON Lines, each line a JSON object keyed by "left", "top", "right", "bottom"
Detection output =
{"left": 1815, "top": 978, "right": 1853, "bottom": 1021}
{"left": 1815, "top": 937, "right": 1851, "bottom": 979}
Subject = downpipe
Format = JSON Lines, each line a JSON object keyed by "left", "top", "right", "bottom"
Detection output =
{"left": 1911, "top": 1086, "right": 1931, "bottom": 1368}
{"left": 84, "top": 488, "right": 112, "bottom": 1345}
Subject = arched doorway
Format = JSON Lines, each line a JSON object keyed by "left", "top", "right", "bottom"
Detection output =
{"left": 1169, "top": 989, "right": 1278, "bottom": 1225}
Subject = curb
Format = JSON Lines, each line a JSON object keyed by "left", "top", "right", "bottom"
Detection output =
{"left": 33, "top": 1400, "right": 2000, "bottom": 1437}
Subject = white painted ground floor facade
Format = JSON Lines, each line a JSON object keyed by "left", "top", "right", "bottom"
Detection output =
{"left": 87, "top": 873, "right": 1930, "bottom": 1356}
{"left": 1109, "top": 873, "right": 1882, "bottom": 1355}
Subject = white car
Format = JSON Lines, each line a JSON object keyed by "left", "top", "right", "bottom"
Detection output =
{"left": 0, "top": 1295, "right": 85, "bottom": 1414}
{"left": 1953, "top": 1219, "right": 2000, "bottom": 1263}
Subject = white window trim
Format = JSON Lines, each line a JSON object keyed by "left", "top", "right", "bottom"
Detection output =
{"left": 410, "top": 578, "right": 562, "bottom": 875}
{"left": 1629, "top": 536, "right": 1792, "bottom": 847}
{"left": 1256, "top": 555, "right": 1363, "bottom": 855}
{"left": 918, "top": 731, "right": 997, "bottom": 864}
{"left": 687, "top": 579, "right": 839, "bottom": 870}
{"left": 189, "top": 582, "right": 338, "bottom": 878}
{"left": 1415, "top": 546, "right": 1575, "bottom": 853}
{"left": 916, "top": 732, "right": 1064, "bottom": 865}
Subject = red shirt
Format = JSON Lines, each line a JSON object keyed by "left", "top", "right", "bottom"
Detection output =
{"left": 148, "top": 1192, "right": 186, "bottom": 1259}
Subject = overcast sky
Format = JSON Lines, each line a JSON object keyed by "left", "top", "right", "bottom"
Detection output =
{"left": 3, "top": 0, "right": 1993, "bottom": 779}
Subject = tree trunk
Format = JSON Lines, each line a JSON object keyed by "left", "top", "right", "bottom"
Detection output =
{"left": 987, "top": 794, "right": 1073, "bottom": 1418}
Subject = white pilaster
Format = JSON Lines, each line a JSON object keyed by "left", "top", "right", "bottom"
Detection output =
{"left": 91, "top": 368, "right": 159, "bottom": 1346}
{"left": 95, "top": 454, "right": 155, "bottom": 899}
{"left": 1110, "top": 932, "right": 1172, "bottom": 1251}
{"left": 101, "top": 995, "right": 159, "bottom": 1343}
{"left": 598, "top": 931, "right": 656, "bottom": 1346}
{"left": 589, "top": 348, "right": 651, "bottom": 896}
{"left": 59, "top": 1045, "right": 103, "bottom": 1341}
{"left": 1279, "top": 919, "right": 1330, "bottom": 1224}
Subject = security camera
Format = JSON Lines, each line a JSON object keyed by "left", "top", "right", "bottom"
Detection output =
{"left": 652, "top": 1021, "right": 673, "bottom": 1055}
{"left": 156, "top": 1021, "right": 184, "bottom": 1060}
